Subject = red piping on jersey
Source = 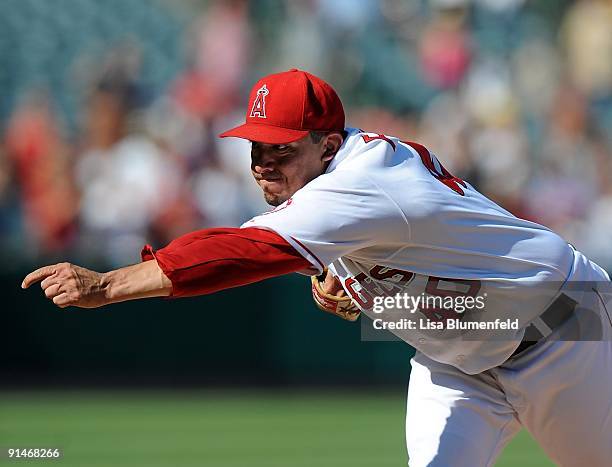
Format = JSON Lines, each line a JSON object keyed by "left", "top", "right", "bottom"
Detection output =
{"left": 290, "top": 235, "right": 326, "bottom": 271}
{"left": 141, "top": 227, "right": 311, "bottom": 297}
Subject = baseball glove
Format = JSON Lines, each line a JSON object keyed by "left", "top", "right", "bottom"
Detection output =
{"left": 311, "top": 269, "right": 360, "bottom": 322}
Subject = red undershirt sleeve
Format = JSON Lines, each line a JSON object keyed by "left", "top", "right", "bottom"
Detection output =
{"left": 140, "top": 227, "right": 313, "bottom": 298}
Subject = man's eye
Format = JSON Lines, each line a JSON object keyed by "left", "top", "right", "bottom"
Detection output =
{"left": 274, "top": 145, "right": 290, "bottom": 151}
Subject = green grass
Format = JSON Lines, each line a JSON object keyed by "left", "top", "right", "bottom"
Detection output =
{"left": 0, "top": 391, "right": 553, "bottom": 467}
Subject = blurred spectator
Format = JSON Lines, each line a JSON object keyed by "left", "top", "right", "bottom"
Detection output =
{"left": 274, "top": 0, "right": 324, "bottom": 75}
{"left": 75, "top": 83, "right": 178, "bottom": 266}
{"left": 418, "top": 92, "right": 471, "bottom": 176}
{"left": 561, "top": 0, "right": 612, "bottom": 141}
{"left": 0, "top": 142, "right": 22, "bottom": 266}
{"left": 523, "top": 83, "right": 598, "bottom": 240}
{"left": 582, "top": 143, "right": 612, "bottom": 270}
{"left": 5, "top": 91, "right": 78, "bottom": 256}
{"left": 462, "top": 59, "right": 529, "bottom": 214}
{"left": 561, "top": 0, "right": 612, "bottom": 99}
{"left": 512, "top": 38, "right": 562, "bottom": 118}
{"left": 419, "top": 3, "right": 472, "bottom": 89}
{"left": 174, "top": 0, "right": 250, "bottom": 120}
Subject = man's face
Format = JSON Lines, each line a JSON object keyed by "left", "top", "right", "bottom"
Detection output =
{"left": 250, "top": 133, "right": 342, "bottom": 206}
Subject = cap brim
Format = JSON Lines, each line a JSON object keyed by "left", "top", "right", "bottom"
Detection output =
{"left": 219, "top": 123, "right": 309, "bottom": 144}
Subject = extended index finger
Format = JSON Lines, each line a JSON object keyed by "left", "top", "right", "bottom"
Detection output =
{"left": 21, "top": 265, "right": 58, "bottom": 289}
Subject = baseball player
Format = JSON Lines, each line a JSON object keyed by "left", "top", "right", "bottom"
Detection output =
{"left": 22, "top": 69, "right": 612, "bottom": 466}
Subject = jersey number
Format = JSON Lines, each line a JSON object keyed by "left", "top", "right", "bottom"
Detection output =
{"left": 419, "top": 277, "right": 481, "bottom": 322}
{"left": 344, "top": 271, "right": 481, "bottom": 322}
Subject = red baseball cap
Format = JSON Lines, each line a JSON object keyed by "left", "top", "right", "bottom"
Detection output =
{"left": 219, "top": 69, "right": 345, "bottom": 144}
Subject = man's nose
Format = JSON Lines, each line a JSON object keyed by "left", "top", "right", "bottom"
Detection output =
{"left": 252, "top": 153, "right": 275, "bottom": 173}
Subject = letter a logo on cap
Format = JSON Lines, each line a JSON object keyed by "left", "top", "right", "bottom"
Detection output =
{"left": 250, "top": 84, "right": 269, "bottom": 118}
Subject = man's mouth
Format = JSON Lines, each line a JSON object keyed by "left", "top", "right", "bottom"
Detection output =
{"left": 255, "top": 175, "right": 283, "bottom": 185}
{"left": 259, "top": 178, "right": 283, "bottom": 190}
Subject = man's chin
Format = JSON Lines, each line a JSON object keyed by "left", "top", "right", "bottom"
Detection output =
{"left": 264, "top": 193, "right": 286, "bottom": 206}
{"left": 263, "top": 190, "right": 289, "bottom": 207}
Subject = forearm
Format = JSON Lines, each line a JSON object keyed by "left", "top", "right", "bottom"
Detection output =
{"left": 102, "top": 259, "right": 173, "bottom": 304}
{"left": 141, "top": 227, "right": 313, "bottom": 297}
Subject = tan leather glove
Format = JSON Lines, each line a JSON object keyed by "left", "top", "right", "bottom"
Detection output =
{"left": 311, "top": 268, "right": 360, "bottom": 322}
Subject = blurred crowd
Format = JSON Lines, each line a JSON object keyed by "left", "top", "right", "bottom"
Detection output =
{"left": 0, "top": 0, "right": 610, "bottom": 272}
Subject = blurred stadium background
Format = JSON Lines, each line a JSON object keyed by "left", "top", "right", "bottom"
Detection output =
{"left": 1, "top": 0, "right": 610, "bottom": 465}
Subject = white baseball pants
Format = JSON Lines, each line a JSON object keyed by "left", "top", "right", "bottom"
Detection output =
{"left": 406, "top": 289, "right": 612, "bottom": 466}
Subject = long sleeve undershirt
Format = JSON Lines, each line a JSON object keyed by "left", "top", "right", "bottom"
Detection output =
{"left": 141, "top": 227, "right": 313, "bottom": 297}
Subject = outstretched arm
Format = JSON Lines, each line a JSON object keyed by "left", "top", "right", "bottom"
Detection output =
{"left": 21, "top": 260, "right": 173, "bottom": 308}
{"left": 21, "top": 227, "right": 313, "bottom": 309}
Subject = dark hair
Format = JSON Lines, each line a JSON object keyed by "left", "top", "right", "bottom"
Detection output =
{"left": 309, "top": 131, "right": 327, "bottom": 143}
{"left": 309, "top": 130, "right": 347, "bottom": 144}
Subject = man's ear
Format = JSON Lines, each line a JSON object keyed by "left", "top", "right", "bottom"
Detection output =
{"left": 321, "top": 132, "right": 344, "bottom": 162}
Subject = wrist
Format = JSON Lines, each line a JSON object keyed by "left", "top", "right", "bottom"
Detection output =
{"left": 100, "top": 260, "right": 172, "bottom": 304}
{"left": 100, "top": 270, "right": 119, "bottom": 304}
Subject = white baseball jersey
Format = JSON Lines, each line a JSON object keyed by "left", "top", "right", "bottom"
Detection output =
{"left": 242, "top": 127, "right": 584, "bottom": 374}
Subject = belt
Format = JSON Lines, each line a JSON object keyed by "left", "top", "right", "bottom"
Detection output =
{"left": 509, "top": 292, "right": 578, "bottom": 358}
